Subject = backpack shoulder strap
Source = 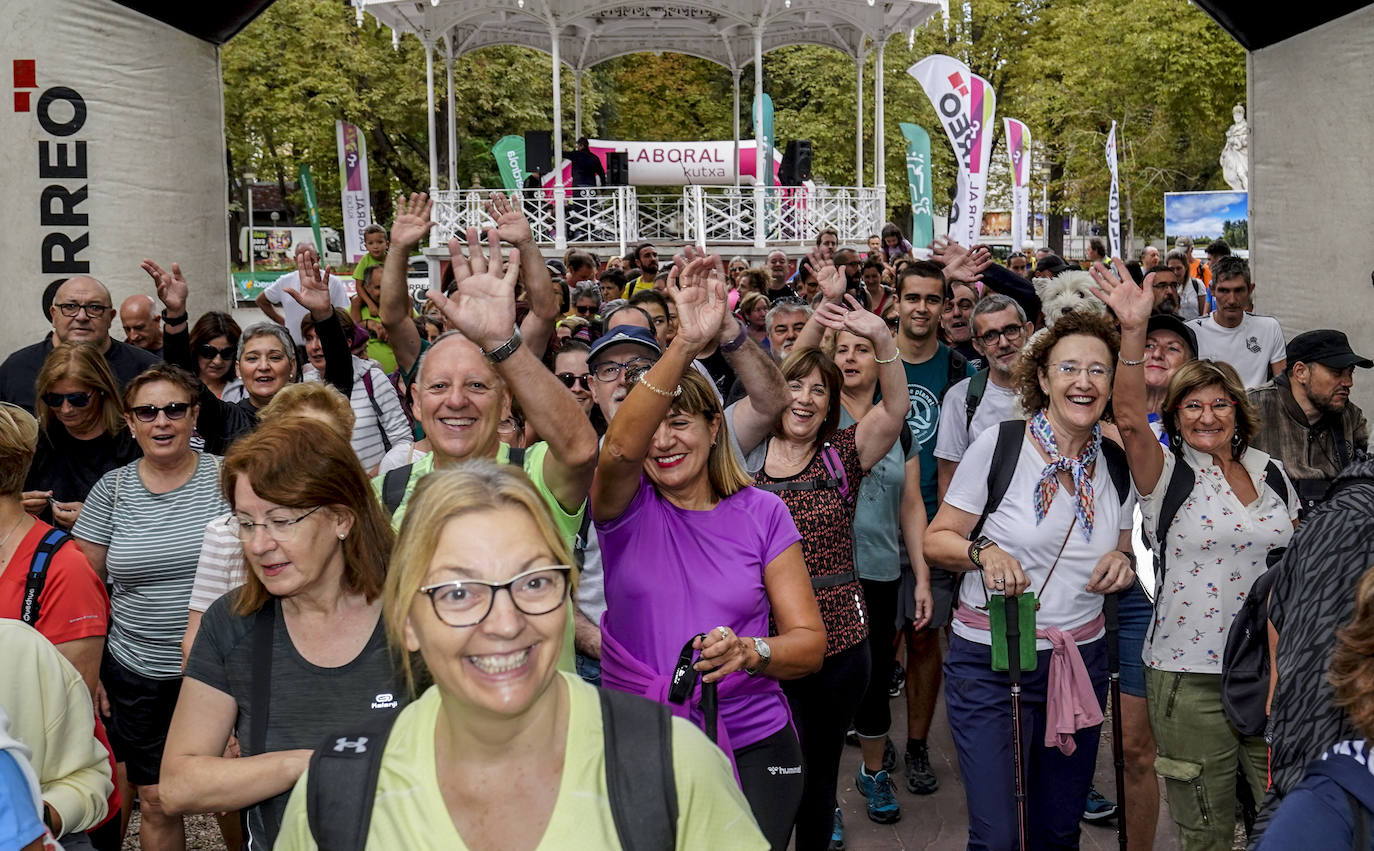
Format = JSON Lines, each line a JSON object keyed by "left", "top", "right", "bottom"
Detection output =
{"left": 1347, "top": 788, "right": 1371, "bottom": 851}
{"left": 965, "top": 369, "right": 990, "bottom": 429}
{"left": 359, "top": 369, "right": 393, "bottom": 454}
{"left": 1263, "top": 460, "right": 1290, "bottom": 508}
{"left": 1154, "top": 456, "right": 1196, "bottom": 581}
{"left": 820, "top": 444, "right": 851, "bottom": 502}
{"left": 898, "top": 421, "right": 913, "bottom": 457}
{"left": 382, "top": 464, "right": 413, "bottom": 517}
{"left": 971, "top": 419, "right": 1025, "bottom": 540}
{"left": 306, "top": 715, "right": 400, "bottom": 851}
{"left": 509, "top": 446, "right": 526, "bottom": 468}
{"left": 248, "top": 601, "right": 275, "bottom": 757}
{"left": 944, "top": 348, "right": 968, "bottom": 396}
{"left": 20, "top": 528, "right": 70, "bottom": 626}
{"left": 600, "top": 687, "right": 677, "bottom": 851}
{"left": 1100, "top": 437, "right": 1130, "bottom": 507}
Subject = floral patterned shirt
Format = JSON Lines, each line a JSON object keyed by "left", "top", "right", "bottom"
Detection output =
{"left": 1140, "top": 443, "right": 1298, "bottom": 673}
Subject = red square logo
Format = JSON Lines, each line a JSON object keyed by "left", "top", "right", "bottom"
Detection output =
{"left": 14, "top": 91, "right": 30, "bottom": 112}
{"left": 14, "top": 59, "right": 36, "bottom": 89}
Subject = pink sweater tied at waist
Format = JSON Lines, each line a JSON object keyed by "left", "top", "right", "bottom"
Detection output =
{"left": 954, "top": 604, "right": 1106, "bottom": 756}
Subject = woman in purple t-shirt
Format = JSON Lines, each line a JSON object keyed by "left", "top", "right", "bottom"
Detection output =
{"left": 593, "top": 256, "right": 825, "bottom": 850}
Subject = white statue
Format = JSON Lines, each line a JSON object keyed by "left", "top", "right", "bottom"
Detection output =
{"left": 1220, "top": 103, "right": 1249, "bottom": 191}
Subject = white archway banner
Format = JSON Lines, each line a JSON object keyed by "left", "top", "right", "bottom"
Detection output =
{"left": 0, "top": 0, "right": 229, "bottom": 347}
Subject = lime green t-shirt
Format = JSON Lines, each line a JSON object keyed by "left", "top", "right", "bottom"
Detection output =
{"left": 351, "top": 252, "right": 385, "bottom": 283}
{"left": 273, "top": 674, "right": 766, "bottom": 850}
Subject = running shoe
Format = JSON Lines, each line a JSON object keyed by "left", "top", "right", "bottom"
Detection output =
{"left": 856, "top": 766, "right": 902, "bottom": 824}
{"left": 827, "top": 807, "right": 844, "bottom": 850}
{"left": 904, "top": 741, "right": 939, "bottom": 795}
{"left": 888, "top": 660, "right": 905, "bottom": 698}
{"left": 1082, "top": 786, "right": 1119, "bottom": 822}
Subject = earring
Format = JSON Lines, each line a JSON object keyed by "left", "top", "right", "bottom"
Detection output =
{"left": 1231, "top": 432, "right": 1241, "bottom": 447}
{"left": 337, "top": 533, "right": 346, "bottom": 541}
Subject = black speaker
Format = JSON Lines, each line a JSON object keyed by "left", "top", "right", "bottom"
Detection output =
{"left": 780, "top": 140, "right": 813, "bottom": 186}
{"left": 525, "top": 130, "right": 553, "bottom": 174}
{"left": 605, "top": 151, "right": 629, "bottom": 185}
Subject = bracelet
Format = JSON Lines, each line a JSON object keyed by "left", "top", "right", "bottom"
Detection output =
{"left": 482, "top": 328, "right": 523, "bottom": 364}
{"left": 637, "top": 375, "right": 682, "bottom": 398}
{"left": 161, "top": 311, "right": 188, "bottom": 325}
{"left": 1118, "top": 351, "right": 1146, "bottom": 367}
{"left": 719, "top": 320, "right": 750, "bottom": 354}
{"left": 874, "top": 350, "right": 900, "bottom": 365}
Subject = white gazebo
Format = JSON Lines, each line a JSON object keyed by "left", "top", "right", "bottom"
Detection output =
{"left": 351, "top": 0, "right": 944, "bottom": 258}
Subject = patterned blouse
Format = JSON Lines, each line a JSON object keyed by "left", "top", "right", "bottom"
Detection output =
{"left": 1140, "top": 443, "right": 1298, "bottom": 673}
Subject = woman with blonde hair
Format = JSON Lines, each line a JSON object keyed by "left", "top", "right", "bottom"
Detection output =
{"left": 593, "top": 256, "right": 826, "bottom": 849}
{"left": 272, "top": 460, "right": 764, "bottom": 849}
{"left": 161, "top": 419, "right": 399, "bottom": 850}
{"left": 23, "top": 343, "right": 138, "bottom": 530}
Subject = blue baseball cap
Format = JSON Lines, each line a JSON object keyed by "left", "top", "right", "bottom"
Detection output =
{"left": 587, "top": 325, "right": 661, "bottom": 363}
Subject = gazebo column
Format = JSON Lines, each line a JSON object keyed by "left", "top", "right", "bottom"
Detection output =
{"left": 855, "top": 52, "right": 864, "bottom": 189}
{"left": 446, "top": 36, "right": 457, "bottom": 190}
{"left": 752, "top": 24, "right": 765, "bottom": 250}
{"left": 424, "top": 36, "right": 439, "bottom": 248}
{"left": 874, "top": 40, "right": 886, "bottom": 205}
{"left": 551, "top": 21, "right": 566, "bottom": 249}
{"left": 732, "top": 69, "right": 741, "bottom": 189}
{"left": 574, "top": 69, "right": 583, "bottom": 140}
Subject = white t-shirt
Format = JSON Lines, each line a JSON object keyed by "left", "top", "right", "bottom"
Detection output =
{"left": 261, "top": 273, "right": 352, "bottom": 346}
{"left": 1187, "top": 312, "right": 1286, "bottom": 389}
{"left": 188, "top": 514, "right": 243, "bottom": 614}
{"left": 304, "top": 357, "right": 412, "bottom": 472}
{"left": 933, "top": 375, "right": 1019, "bottom": 463}
{"left": 943, "top": 426, "right": 1136, "bottom": 649}
{"left": 1178, "top": 278, "right": 1205, "bottom": 321}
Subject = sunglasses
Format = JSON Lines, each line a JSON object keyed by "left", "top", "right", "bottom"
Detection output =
{"left": 575, "top": 304, "right": 597, "bottom": 316}
{"left": 557, "top": 372, "right": 592, "bottom": 391}
{"left": 129, "top": 403, "right": 191, "bottom": 422}
{"left": 197, "top": 344, "right": 236, "bottom": 361}
{"left": 41, "top": 391, "right": 94, "bottom": 409}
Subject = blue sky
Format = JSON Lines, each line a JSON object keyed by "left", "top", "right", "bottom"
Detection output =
{"left": 1164, "top": 191, "right": 1247, "bottom": 239}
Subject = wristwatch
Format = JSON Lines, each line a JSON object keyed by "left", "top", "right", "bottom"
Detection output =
{"left": 719, "top": 320, "right": 750, "bottom": 353}
{"left": 482, "top": 327, "right": 523, "bottom": 364}
{"left": 745, "top": 637, "right": 772, "bottom": 676}
{"left": 968, "top": 535, "right": 997, "bottom": 568}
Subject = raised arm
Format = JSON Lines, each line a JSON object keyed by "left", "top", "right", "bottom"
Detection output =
{"left": 428, "top": 228, "right": 599, "bottom": 515}
{"left": 815, "top": 295, "right": 907, "bottom": 470}
{"left": 593, "top": 256, "right": 728, "bottom": 521}
{"left": 143, "top": 259, "right": 191, "bottom": 369}
{"left": 286, "top": 253, "right": 354, "bottom": 396}
{"left": 1089, "top": 258, "right": 1166, "bottom": 494}
{"left": 794, "top": 247, "right": 846, "bottom": 351}
{"left": 380, "top": 193, "right": 436, "bottom": 376}
{"left": 486, "top": 193, "right": 558, "bottom": 361}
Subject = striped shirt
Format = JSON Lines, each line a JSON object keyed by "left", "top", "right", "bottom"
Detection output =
{"left": 304, "top": 357, "right": 411, "bottom": 472}
{"left": 73, "top": 454, "right": 229, "bottom": 679}
{"left": 188, "top": 514, "right": 244, "bottom": 614}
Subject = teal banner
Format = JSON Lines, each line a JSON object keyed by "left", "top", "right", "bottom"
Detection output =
{"left": 298, "top": 165, "right": 325, "bottom": 261}
{"left": 753, "top": 93, "right": 774, "bottom": 188}
{"left": 900, "top": 123, "right": 934, "bottom": 247}
{"left": 491, "top": 135, "right": 527, "bottom": 192}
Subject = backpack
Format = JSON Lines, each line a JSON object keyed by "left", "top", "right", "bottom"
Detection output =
{"left": 964, "top": 369, "right": 991, "bottom": 430}
{"left": 18, "top": 528, "right": 72, "bottom": 626}
{"left": 358, "top": 369, "right": 394, "bottom": 454}
{"left": 382, "top": 447, "right": 526, "bottom": 517}
{"left": 753, "top": 442, "right": 854, "bottom": 502}
{"left": 305, "top": 687, "right": 679, "bottom": 851}
{"left": 1220, "top": 552, "right": 1284, "bottom": 737}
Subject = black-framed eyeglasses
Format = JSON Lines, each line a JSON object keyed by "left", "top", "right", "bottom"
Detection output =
{"left": 418, "top": 566, "right": 572, "bottom": 627}
{"left": 556, "top": 372, "right": 592, "bottom": 391}
{"left": 55, "top": 302, "right": 111, "bottom": 318}
{"left": 228, "top": 505, "right": 324, "bottom": 542}
{"left": 575, "top": 304, "right": 597, "bottom": 316}
{"left": 592, "top": 357, "right": 656, "bottom": 383}
{"left": 975, "top": 324, "right": 1027, "bottom": 347}
{"left": 197, "top": 344, "right": 236, "bottom": 361}
{"left": 41, "top": 391, "right": 95, "bottom": 409}
{"left": 129, "top": 402, "right": 191, "bottom": 422}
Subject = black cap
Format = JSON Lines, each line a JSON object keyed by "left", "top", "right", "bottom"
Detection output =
{"left": 1034, "top": 254, "right": 1072, "bottom": 276}
{"left": 1286, "top": 330, "right": 1373, "bottom": 370}
{"left": 1146, "top": 313, "right": 1198, "bottom": 358}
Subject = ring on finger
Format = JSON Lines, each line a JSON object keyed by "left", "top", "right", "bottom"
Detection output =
{"left": 716, "top": 626, "right": 730, "bottom": 639}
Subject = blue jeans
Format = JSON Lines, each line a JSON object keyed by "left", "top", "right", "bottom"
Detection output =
{"left": 575, "top": 652, "right": 602, "bottom": 687}
{"left": 944, "top": 634, "right": 1108, "bottom": 851}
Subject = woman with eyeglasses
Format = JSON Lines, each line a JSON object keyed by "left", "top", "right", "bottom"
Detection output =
{"left": 1091, "top": 261, "right": 1298, "bottom": 851}
{"left": 161, "top": 418, "right": 400, "bottom": 850}
{"left": 189, "top": 311, "right": 241, "bottom": 399}
{"left": 271, "top": 461, "right": 764, "bottom": 849}
{"left": 71, "top": 364, "right": 229, "bottom": 851}
{"left": 923, "top": 310, "right": 1138, "bottom": 850}
{"left": 23, "top": 344, "right": 139, "bottom": 531}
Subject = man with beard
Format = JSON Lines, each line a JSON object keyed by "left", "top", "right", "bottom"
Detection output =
{"left": 939, "top": 282, "right": 981, "bottom": 368}
{"left": 1248, "top": 329, "right": 1371, "bottom": 518}
{"left": 623, "top": 241, "right": 660, "bottom": 298}
{"left": 1145, "top": 265, "right": 1181, "bottom": 315}
{"left": 933, "top": 294, "right": 1033, "bottom": 500}
{"left": 765, "top": 300, "right": 811, "bottom": 360}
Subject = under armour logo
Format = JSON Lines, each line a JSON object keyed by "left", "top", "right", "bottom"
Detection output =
{"left": 333, "top": 736, "right": 370, "bottom": 753}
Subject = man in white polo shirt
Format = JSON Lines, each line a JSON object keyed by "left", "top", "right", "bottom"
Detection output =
{"left": 1187, "top": 255, "right": 1285, "bottom": 388}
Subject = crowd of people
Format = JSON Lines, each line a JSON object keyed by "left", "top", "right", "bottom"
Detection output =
{"left": 0, "top": 191, "right": 1370, "bottom": 851}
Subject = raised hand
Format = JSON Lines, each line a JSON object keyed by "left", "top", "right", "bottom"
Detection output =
{"left": 141, "top": 259, "right": 188, "bottom": 316}
{"left": 390, "top": 192, "right": 437, "bottom": 250}
{"left": 836, "top": 294, "right": 891, "bottom": 342}
{"left": 1087, "top": 258, "right": 1151, "bottom": 329}
{"left": 285, "top": 251, "right": 335, "bottom": 321}
{"left": 807, "top": 248, "right": 846, "bottom": 301}
{"left": 930, "top": 237, "right": 990, "bottom": 284}
{"left": 430, "top": 227, "right": 519, "bottom": 351}
{"left": 484, "top": 192, "right": 534, "bottom": 246}
{"left": 673, "top": 254, "right": 729, "bottom": 353}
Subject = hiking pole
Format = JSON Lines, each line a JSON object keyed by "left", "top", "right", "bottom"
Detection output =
{"left": 1005, "top": 594, "right": 1029, "bottom": 851}
{"left": 1104, "top": 592, "right": 1127, "bottom": 851}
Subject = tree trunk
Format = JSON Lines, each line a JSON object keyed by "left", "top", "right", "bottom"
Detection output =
{"left": 1047, "top": 158, "right": 1065, "bottom": 256}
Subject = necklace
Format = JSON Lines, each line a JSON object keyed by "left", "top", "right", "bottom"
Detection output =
{"left": 0, "top": 515, "right": 26, "bottom": 554}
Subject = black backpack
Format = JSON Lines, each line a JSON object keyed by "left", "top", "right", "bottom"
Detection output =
{"left": 304, "top": 687, "right": 679, "bottom": 851}
{"left": 18, "top": 528, "right": 72, "bottom": 626}
{"left": 963, "top": 369, "right": 991, "bottom": 430}
{"left": 381, "top": 447, "right": 526, "bottom": 517}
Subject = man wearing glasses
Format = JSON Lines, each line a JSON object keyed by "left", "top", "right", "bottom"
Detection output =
{"left": 933, "top": 293, "right": 1034, "bottom": 501}
{"left": 0, "top": 276, "right": 160, "bottom": 412}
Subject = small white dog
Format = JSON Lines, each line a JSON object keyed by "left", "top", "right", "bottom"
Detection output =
{"left": 1034, "top": 270, "right": 1109, "bottom": 326}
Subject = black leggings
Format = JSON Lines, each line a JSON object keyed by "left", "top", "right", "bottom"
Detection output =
{"left": 854, "top": 579, "right": 901, "bottom": 739}
{"left": 735, "top": 726, "right": 805, "bottom": 851}
{"left": 782, "top": 639, "right": 871, "bottom": 851}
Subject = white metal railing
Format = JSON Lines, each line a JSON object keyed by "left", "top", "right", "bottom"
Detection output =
{"left": 429, "top": 185, "right": 883, "bottom": 250}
